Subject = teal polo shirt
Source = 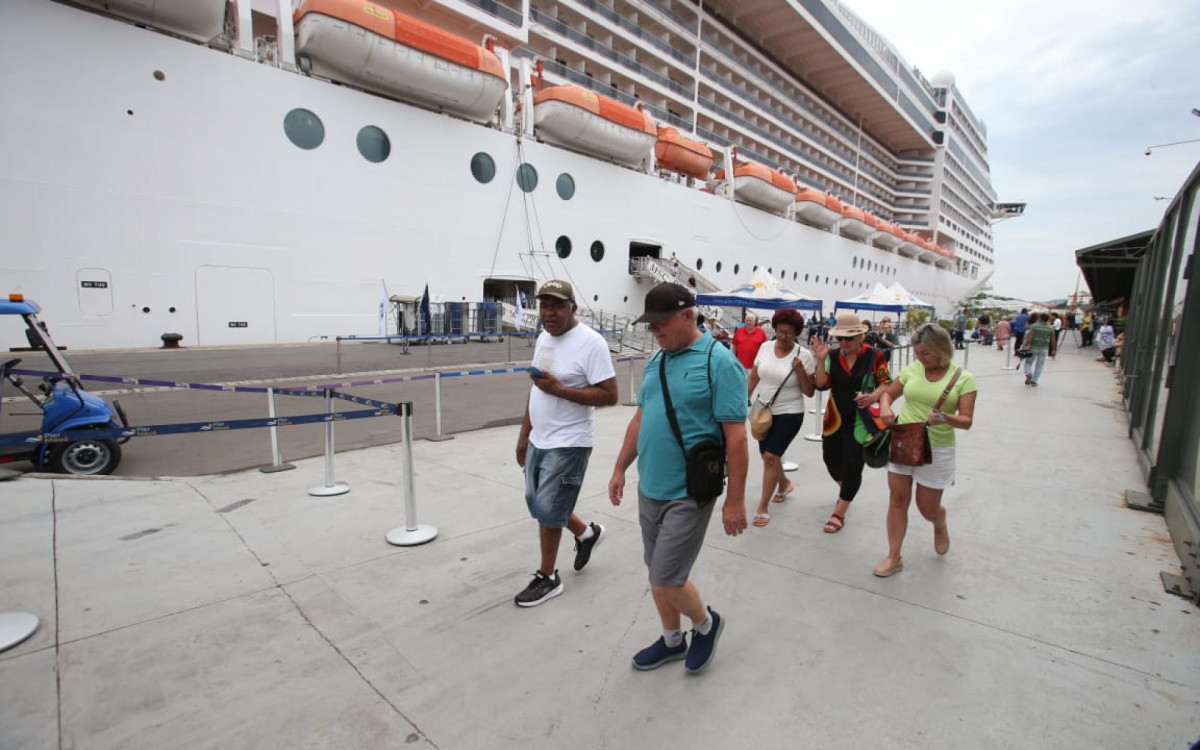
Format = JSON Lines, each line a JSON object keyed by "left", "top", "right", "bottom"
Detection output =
{"left": 636, "top": 332, "right": 747, "bottom": 500}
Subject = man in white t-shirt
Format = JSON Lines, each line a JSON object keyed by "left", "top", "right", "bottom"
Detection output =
{"left": 514, "top": 280, "right": 619, "bottom": 607}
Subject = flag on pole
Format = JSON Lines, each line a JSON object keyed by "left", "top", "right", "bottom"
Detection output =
{"left": 377, "top": 279, "right": 389, "bottom": 335}
{"left": 419, "top": 283, "right": 431, "bottom": 336}
{"left": 514, "top": 289, "right": 524, "bottom": 332}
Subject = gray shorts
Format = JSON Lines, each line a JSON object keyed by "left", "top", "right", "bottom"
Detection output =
{"left": 638, "top": 489, "right": 717, "bottom": 587}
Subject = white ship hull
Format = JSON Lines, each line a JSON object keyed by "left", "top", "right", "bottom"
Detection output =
{"left": 0, "top": 0, "right": 981, "bottom": 351}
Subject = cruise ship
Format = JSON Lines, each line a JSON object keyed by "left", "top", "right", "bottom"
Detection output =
{"left": 0, "top": 0, "right": 1023, "bottom": 350}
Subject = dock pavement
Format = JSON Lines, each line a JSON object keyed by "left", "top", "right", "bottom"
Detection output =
{"left": 2, "top": 343, "right": 1198, "bottom": 748}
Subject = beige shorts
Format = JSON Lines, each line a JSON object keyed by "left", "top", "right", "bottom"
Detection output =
{"left": 887, "top": 446, "right": 956, "bottom": 490}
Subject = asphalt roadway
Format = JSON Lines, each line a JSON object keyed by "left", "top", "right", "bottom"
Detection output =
{"left": 1, "top": 337, "right": 650, "bottom": 477}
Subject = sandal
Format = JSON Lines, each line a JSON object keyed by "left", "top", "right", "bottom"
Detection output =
{"left": 823, "top": 512, "right": 845, "bottom": 533}
{"left": 752, "top": 512, "right": 770, "bottom": 527}
{"left": 772, "top": 487, "right": 793, "bottom": 503}
{"left": 934, "top": 510, "right": 950, "bottom": 555}
{"left": 873, "top": 557, "right": 904, "bottom": 577}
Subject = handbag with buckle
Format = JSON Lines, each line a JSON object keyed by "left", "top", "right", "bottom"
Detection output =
{"left": 659, "top": 342, "right": 726, "bottom": 505}
{"left": 888, "top": 367, "right": 961, "bottom": 467}
{"left": 749, "top": 362, "right": 794, "bottom": 441}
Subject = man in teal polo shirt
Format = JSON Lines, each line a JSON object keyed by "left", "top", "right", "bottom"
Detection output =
{"left": 608, "top": 282, "right": 748, "bottom": 675}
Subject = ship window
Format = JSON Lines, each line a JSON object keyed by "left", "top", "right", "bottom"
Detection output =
{"left": 556, "top": 174, "right": 576, "bottom": 200}
{"left": 555, "top": 235, "right": 572, "bottom": 258}
{"left": 804, "top": 273, "right": 809, "bottom": 282}
{"left": 715, "top": 262, "right": 722, "bottom": 273}
{"left": 852, "top": 257, "right": 857, "bottom": 269}
{"left": 696, "top": 259, "right": 704, "bottom": 270}
{"left": 471, "top": 153, "right": 496, "bottom": 183}
{"left": 283, "top": 108, "right": 324, "bottom": 150}
{"left": 792, "top": 272, "right": 797, "bottom": 281}
{"left": 517, "top": 163, "right": 539, "bottom": 193}
{"left": 734, "top": 264, "right": 740, "bottom": 274}
{"left": 590, "top": 241, "right": 604, "bottom": 262}
{"left": 356, "top": 126, "right": 390, "bottom": 163}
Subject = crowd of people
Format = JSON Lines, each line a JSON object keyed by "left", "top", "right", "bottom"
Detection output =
{"left": 513, "top": 280, "right": 989, "bottom": 677}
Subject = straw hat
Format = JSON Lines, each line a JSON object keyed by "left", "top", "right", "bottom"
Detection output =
{"left": 828, "top": 311, "right": 868, "bottom": 337}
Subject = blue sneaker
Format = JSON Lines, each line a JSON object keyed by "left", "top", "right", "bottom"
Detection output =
{"left": 631, "top": 635, "right": 688, "bottom": 671}
{"left": 685, "top": 608, "right": 724, "bottom": 674}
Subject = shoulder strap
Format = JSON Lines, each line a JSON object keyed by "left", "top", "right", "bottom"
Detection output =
{"left": 933, "top": 367, "right": 962, "bottom": 411}
{"left": 764, "top": 348, "right": 795, "bottom": 407}
{"left": 660, "top": 341, "right": 722, "bottom": 461}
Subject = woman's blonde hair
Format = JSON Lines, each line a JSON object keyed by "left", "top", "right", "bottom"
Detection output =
{"left": 911, "top": 324, "right": 953, "bottom": 366}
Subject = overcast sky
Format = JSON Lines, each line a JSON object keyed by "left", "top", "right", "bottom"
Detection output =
{"left": 842, "top": 0, "right": 1200, "bottom": 302}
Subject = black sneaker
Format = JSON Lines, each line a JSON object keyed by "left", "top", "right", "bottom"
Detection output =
{"left": 685, "top": 607, "right": 725, "bottom": 674}
{"left": 514, "top": 570, "right": 563, "bottom": 607}
{"left": 573, "top": 523, "right": 605, "bottom": 571}
{"left": 631, "top": 635, "right": 688, "bottom": 670}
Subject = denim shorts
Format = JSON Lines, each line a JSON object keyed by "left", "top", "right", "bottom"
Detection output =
{"left": 524, "top": 445, "right": 593, "bottom": 527}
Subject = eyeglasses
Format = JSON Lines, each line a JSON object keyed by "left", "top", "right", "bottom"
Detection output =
{"left": 835, "top": 335, "right": 856, "bottom": 341}
{"left": 776, "top": 329, "right": 797, "bottom": 337}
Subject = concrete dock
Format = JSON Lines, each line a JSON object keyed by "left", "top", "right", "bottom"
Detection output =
{"left": 2, "top": 344, "right": 1198, "bottom": 749}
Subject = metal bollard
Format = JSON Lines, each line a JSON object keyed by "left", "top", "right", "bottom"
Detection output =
{"left": 335, "top": 336, "right": 343, "bottom": 375}
{"left": 386, "top": 401, "right": 438, "bottom": 546}
{"left": 803, "top": 390, "right": 824, "bottom": 443}
{"left": 507, "top": 332, "right": 512, "bottom": 362}
{"left": 259, "top": 387, "right": 296, "bottom": 473}
{"left": 308, "top": 388, "right": 350, "bottom": 496}
{"left": 427, "top": 372, "right": 454, "bottom": 442}
{"left": 1002, "top": 342, "right": 1019, "bottom": 370}
{"left": 963, "top": 339, "right": 970, "bottom": 369}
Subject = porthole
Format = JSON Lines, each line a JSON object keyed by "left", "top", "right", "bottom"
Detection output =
{"left": 852, "top": 257, "right": 858, "bottom": 269}
{"left": 283, "top": 108, "right": 324, "bottom": 150}
{"left": 470, "top": 152, "right": 496, "bottom": 183}
{"left": 516, "top": 163, "right": 538, "bottom": 193}
{"left": 752, "top": 265, "right": 758, "bottom": 272}
{"left": 793, "top": 272, "right": 798, "bottom": 281}
{"left": 356, "top": 125, "right": 390, "bottom": 163}
{"left": 623, "top": 296, "right": 628, "bottom": 303}
{"left": 593, "top": 294, "right": 599, "bottom": 302}
{"left": 734, "top": 264, "right": 740, "bottom": 274}
{"left": 590, "top": 241, "right": 604, "bottom": 262}
{"left": 767, "top": 268, "right": 773, "bottom": 275}
{"left": 556, "top": 173, "right": 576, "bottom": 200}
{"left": 815, "top": 276, "right": 820, "bottom": 283}
{"left": 715, "top": 261, "right": 723, "bottom": 273}
{"left": 555, "top": 235, "right": 572, "bottom": 258}
{"left": 696, "top": 258, "right": 704, "bottom": 270}
{"left": 805, "top": 273, "right": 810, "bottom": 282}
{"left": 780, "top": 269, "right": 785, "bottom": 278}
{"left": 153, "top": 70, "right": 165, "bottom": 81}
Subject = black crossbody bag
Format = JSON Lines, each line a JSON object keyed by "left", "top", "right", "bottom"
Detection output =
{"left": 658, "top": 342, "right": 726, "bottom": 506}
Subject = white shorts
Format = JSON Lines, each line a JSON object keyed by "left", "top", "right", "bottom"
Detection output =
{"left": 887, "top": 446, "right": 956, "bottom": 490}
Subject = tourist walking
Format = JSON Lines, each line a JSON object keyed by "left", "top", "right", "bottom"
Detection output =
{"left": 811, "top": 312, "right": 892, "bottom": 534}
{"left": 952, "top": 309, "right": 967, "bottom": 349}
{"left": 873, "top": 324, "right": 977, "bottom": 577}
{"left": 746, "top": 308, "right": 816, "bottom": 527}
{"left": 732, "top": 313, "right": 767, "bottom": 370}
{"left": 994, "top": 317, "right": 1011, "bottom": 351}
{"left": 877, "top": 317, "right": 899, "bottom": 362}
{"left": 608, "top": 282, "right": 749, "bottom": 675}
{"left": 514, "top": 280, "right": 619, "bottom": 607}
{"left": 1011, "top": 308, "right": 1030, "bottom": 354}
{"left": 1021, "top": 312, "right": 1057, "bottom": 386}
{"left": 1097, "top": 317, "right": 1117, "bottom": 363}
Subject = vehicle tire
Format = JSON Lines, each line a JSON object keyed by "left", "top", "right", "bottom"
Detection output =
{"left": 47, "top": 438, "right": 121, "bottom": 475}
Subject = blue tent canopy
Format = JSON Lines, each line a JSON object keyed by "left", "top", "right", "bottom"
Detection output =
{"left": 696, "top": 269, "right": 822, "bottom": 311}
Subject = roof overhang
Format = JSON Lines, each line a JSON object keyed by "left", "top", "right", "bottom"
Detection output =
{"left": 1075, "top": 230, "right": 1154, "bottom": 304}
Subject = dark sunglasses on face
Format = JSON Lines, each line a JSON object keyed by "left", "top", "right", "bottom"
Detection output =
{"left": 836, "top": 335, "right": 856, "bottom": 341}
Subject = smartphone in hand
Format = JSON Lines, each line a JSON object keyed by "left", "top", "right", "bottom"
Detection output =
{"left": 528, "top": 366, "right": 544, "bottom": 378}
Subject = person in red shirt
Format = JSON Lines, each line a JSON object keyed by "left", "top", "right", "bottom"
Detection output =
{"left": 732, "top": 313, "right": 767, "bottom": 369}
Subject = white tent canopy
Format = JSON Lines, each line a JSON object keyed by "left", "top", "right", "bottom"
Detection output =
{"left": 834, "top": 283, "right": 905, "bottom": 315}
{"left": 696, "top": 268, "right": 823, "bottom": 311}
{"left": 884, "top": 282, "right": 935, "bottom": 310}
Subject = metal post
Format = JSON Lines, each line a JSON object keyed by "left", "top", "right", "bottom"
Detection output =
{"left": 428, "top": 372, "right": 454, "bottom": 442}
{"left": 335, "top": 336, "right": 343, "bottom": 375}
{"left": 963, "top": 339, "right": 970, "bottom": 369}
{"left": 259, "top": 386, "right": 295, "bottom": 473}
{"left": 507, "top": 331, "right": 512, "bottom": 362}
{"left": 308, "top": 388, "right": 349, "bottom": 496}
{"left": 803, "top": 390, "right": 823, "bottom": 442}
{"left": 1002, "top": 341, "right": 1019, "bottom": 370}
{"left": 386, "top": 402, "right": 437, "bottom": 546}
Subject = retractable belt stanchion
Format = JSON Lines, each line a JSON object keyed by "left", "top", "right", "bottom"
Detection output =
{"left": 0, "top": 612, "right": 38, "bottom": 653}
{"left": 335, "top": 336, "right": 344, "bottom": 376}
{"left": 1002, "top": 341, "right": 1020, "bottom": 371}
{"left": 259, "top": 386, "right": 296, "bottom": 473}
{"left": 427, "top": 372, "right": 454, "bottom": 442}
{"left": 803, "top": 390, "right": 824, "bottom": 443}
{"left": 387, "top": 401, "right": 437, "bottom": 546}
{"left": 309, "top": 388, "right": 350, "bottom": 497}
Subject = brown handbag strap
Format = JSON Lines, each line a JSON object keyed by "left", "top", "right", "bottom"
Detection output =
{"left": 933, "top": 367, "right": 962, "bottom": 412}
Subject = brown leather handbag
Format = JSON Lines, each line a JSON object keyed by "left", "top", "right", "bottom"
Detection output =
{"left": 888, "top": 367, "right": 961, "bottom": 467}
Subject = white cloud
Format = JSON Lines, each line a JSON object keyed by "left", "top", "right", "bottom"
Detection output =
{"left": 841, "top": 0, "right": 1200, "bottom": 300}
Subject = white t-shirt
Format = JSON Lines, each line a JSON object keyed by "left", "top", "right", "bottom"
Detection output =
{"left": 1052, "top": 317, "right": 1062, "bottom": 331}
{"left": 752, "top": 340, "right": 815, "bottom": 415}
{"left": 528, "top": 324, "right": 616, "bottom": 449}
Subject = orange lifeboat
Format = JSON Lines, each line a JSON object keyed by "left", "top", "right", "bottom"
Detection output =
{"left": 793, "top": 188, "right": 841, "bottom": 228}
{"left": 897, "top": 231, "right": 924, "bottom": 258}
{"left": 871, "top": 219, "right": 905, "bottom": 250}
{"left": 295, "top": 0, "right": 508, "bottom": 124}
{"left": 837, "top": 205, "right": 875, "bottom": 240}
{"left": 533, "top": 85, "right": 657, "bottom": 166}
{"left": 654, "top": 127, "right": 714, "bottom": 179}
{"left": 715, "top": 162, "right": 796, "bottom": 213}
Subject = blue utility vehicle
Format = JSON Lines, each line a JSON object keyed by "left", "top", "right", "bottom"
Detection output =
{"left": 1, "top": 295, "right": 129, "bottom": 475}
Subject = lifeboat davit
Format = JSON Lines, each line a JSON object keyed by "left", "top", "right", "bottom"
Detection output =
{"left": 294, "top": 0, "right": 508, "bottom": 124}
{"left": 837, "top": 206, "right": 876, "bottom": 241}
{"left": 793, "top": 188, "right": 842, "bottom": 228}
{"left": 533, "top": 85, "right": 657, "bottom": 166}
{"left": 75, "top": 0, "right": 226, "bottom": 41}
{"left": 713, "top": 163, "right": 795, "bottom": 213}
{"left": 654, "top": 127, "right": 714, "bottom": 179}
{"left": 871, "top": 220, "right": 905, "bottom": 250}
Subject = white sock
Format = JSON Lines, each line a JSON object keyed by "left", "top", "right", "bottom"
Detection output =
{"left": 693, "top": 614, "right": 712, "bottom": 635}
{"left": 663, "top": 629, "right": 684, "bottom": 648}
{"left": 577, "top": 524, "right": 595, "bottom": 541}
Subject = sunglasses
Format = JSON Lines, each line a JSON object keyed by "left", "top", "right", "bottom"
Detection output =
{"left": 835, "top": 335, "right": 857, "bottom": 341}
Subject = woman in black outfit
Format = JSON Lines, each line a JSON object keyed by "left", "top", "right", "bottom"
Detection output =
{"left": 812, "top": 312, "right": 892, "bottom": 533}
